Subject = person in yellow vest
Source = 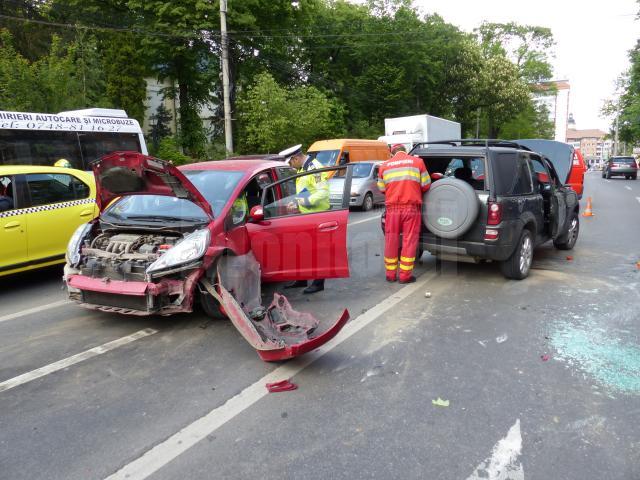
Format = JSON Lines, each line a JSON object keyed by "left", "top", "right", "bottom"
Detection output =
{"left": 280, "top": 144, "right": 329, "bottom": 294}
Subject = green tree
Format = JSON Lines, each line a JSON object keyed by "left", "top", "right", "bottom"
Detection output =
{"left": 102, "top": 32, "right": 147, "bottom": 123}
{"left": 236, "top": 72, "right": 345, "bottom": 153}
{"left": 0, "top": 29, "right": 42, "bottom": 110}
{"left": 477, "top": 22, "right": 555, "bottom": 83}
{"left": 476, "top": 55, "right": 531, "bottom": 138}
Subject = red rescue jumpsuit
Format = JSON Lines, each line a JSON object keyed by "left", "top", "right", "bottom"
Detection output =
{"left": 378, "top": 152, "right": 431, "bottom": 282}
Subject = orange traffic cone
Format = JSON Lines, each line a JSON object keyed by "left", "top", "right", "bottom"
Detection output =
{"left": 582, "top": 197, "right": 594, "bottom": 217}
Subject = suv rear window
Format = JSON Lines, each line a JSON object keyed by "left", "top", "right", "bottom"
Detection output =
{"left": 612, "top": 157, "right": 636, "bottom": 164}
{"left": 421, "top": 156, "right": 486, "bottom": 190}
{"left": 493, "top": 152, "right": 533, "bottom": 195}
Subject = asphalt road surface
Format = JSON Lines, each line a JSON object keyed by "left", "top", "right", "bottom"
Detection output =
{"left": 1, "top": 172, "right": 639, "bottom": 480}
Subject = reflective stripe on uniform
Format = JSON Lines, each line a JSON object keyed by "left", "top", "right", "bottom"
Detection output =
{"left": 400, "top": 256, "right": 415, "bottom": 263}
{"left": 421, "top": 172, "right": 431, "bottom": 187}
{"left": 384, "top": 168, "right": 421, "bottom": 180}
{"left": 377, "top": 181, "right": 386, "bottom": 191}
{"left": 384, "top": 257, "right": 398, "bottom": 263}
{"left": 399, "top": 263, "right": 413, "bottom": 271}
{"left": 385, "top": 264, "right": 398, "bottom": 271}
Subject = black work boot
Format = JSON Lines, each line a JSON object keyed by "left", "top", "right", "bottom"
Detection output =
{"left": 284, "top": 280, "right": 308, "bottom": 289}
{"left": 303, "top": 279, "right": 324, "bottom": 294}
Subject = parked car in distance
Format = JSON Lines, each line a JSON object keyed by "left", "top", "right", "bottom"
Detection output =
{"left": 0, "top": 165, "right": 98, "bottom": 277}
{"left": 329, "top": 161, "right": 384, "bottom": 211}
{"left": 390, "top": 140, "right": 579, "bottom": 280}
{"left": 63, "top": 152, "right": 354, "bottom": 361}
{"left": 602, "top": 156, "right": 638, "bottom": 179}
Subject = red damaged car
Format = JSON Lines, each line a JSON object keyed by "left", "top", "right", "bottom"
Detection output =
{"left": 63, "top": 152, "right": 353, "bottom": 361}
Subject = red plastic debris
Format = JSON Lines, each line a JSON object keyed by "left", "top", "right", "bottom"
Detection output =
{"left": 541, "top": 354, "right": 550, "bottom": 362}
{"left": 566, "top": 256, "right": 573, "bottom": 261}
{"left": 266, "top": 379, "right": 298, "bottom": 393}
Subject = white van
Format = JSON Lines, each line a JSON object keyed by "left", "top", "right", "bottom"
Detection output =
{"left": 0, "top": 108, "right": 147, "bottom": 170}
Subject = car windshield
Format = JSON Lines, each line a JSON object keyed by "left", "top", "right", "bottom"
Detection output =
{"left": 307, "top": 150, "right": 340, "bottom": 167}
{"left": 102, "top": 169, "right": 244, "bottom": 223}
{"left": 333, "top": 163, "right": 373, "bottom": 178}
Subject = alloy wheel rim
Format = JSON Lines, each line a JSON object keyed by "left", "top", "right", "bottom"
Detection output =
{"left": 568, "top": 217, "right": 578, "bottom": 245}
{"left": 519, "top": 235, "right": 533, "bottom": 273}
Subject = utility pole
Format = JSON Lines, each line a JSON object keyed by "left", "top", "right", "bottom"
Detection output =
{"left": 614, "top": 104, "right": 620, "bottom": 156}
{"left": 220, "top": 0, "right": 233, "bottom": 154}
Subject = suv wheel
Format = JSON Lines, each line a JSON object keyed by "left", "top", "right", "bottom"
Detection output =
{"left": 553, "top": 212, "right": 579, "bottom": 250}
{"left": 362, "top": 192, "right": 374, "bottom": 212}
{"left": 500, "top": 229, "right": 533, "bottom": 280}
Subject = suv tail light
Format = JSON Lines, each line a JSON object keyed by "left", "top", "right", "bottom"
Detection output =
{"left": 487, "top": 201, "right": 502, "bottom": 226}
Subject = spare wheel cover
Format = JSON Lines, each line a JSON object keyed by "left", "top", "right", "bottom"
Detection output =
{"left": 423, "top": 178, "right": 479, "bottom": 239}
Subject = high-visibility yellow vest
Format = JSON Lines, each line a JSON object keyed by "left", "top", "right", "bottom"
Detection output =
{"left": 295, "top": 159, "right": 330, "bottom": 213}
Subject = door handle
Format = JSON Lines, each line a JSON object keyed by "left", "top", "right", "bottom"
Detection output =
{"left": 4, "top": 221, "right": 21, "bottom": 230}
{"left": 79, "top": 209, "right": 93, "bottom": 217}
{"left": 318, "top": 221, "right": 339, "bottom": 232}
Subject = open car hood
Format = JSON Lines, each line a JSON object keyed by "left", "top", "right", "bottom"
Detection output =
{"left": 92, "top": 151, "right": 213, "bottom": 218}
{"left": 209, "top": 254, "right": 350, "bottom": 362}
{"left": 515, "top": 139, "right": 573, "bottom": 184}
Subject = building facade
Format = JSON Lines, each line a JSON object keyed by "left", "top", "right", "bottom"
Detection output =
{"left": 535, "top": 80, "right": 571, "bottom": 143}
{"left": 566, "top": 128, "right": 612, "bottom": 163}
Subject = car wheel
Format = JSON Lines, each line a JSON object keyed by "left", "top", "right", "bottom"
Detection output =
{"left": 500, "top": 229, "right": 533, "bottom": 280}
{"left": 199, "top": 280, "right": 227, "bottom": 319}
{"left": 362, "top": 192, "right": 374, "bottom": 212}
{"left": 553, "top": 212, "right": 579, "bottom": 250}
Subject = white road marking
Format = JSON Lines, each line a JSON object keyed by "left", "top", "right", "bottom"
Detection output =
{"left": 625, "top": 185, "right": 632, "bottom": 191}
{"left": 0, "top": 299, "right": 71, "bottom": 324}
{"left": 348, "top": 214, "right": 382, "bottom": 227}
{"left": 103, "top": 273, "right": 435, "bottom": 480}
{"left": 0, "top": 328, "right": 157, "bottom": 393}
{"left": 466, "top": 419, "right": 524, "bottom": 480}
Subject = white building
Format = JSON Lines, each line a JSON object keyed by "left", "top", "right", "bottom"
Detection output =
{"left": 535, "top": 80, "right": 571, "bottom": 143}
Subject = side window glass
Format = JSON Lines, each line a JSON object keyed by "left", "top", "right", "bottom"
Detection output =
{"left": 26, "top": 173, "right": 82, "bottom": 207}
{"left": 263, "top": 169, "right": 336, "bottom": 218}
{"left": 493, "top": 153, "right": 532, "bottom": 195}
{"left": 530, "top": 157, "right": 550, "bottom": 185}
{"left": 70, "top": 175, "right": 90, "bottom": 199}
{"left": 0, "top": 175, "right": 15, "bottom": 212}
{"left": 512, "top": 155, "right": 533, "bottom": 195}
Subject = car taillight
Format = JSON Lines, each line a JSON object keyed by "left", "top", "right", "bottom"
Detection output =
{"left": 487, "top": 201, "right": 502, "bottom": 226}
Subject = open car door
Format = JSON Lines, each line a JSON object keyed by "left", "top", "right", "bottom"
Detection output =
{"left": 545, "top": 158, "right": 568, "bottom": 240}
{"left": 245, "top": 165, "right": 353, "bottom": 282}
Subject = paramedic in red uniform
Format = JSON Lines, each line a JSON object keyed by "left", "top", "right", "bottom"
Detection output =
{"left": 378, "top": 151, "right": 431, "bottom": 283}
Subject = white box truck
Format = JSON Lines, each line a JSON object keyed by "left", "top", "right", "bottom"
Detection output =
{"left": 378, "top": 114, "right": 461, "bottom": 152}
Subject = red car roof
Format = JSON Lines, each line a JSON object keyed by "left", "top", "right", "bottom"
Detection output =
{"left": 179, "top": 159, "right": 286, "bottom": 177}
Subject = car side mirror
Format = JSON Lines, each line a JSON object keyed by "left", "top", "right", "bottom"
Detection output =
{"left": 249, "top": 205, "right": 264, "bottom": 222}
{"left": 540, "top": 183, "right": 551, "bottom": 193}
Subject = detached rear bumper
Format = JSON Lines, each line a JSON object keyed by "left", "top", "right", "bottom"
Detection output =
{"left": 65, "top": 270, "right": 200, "bottom": 315}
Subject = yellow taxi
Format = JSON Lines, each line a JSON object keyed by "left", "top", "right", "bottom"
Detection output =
{"left": 0, "top": 165, "right": 98, "bottom": 276}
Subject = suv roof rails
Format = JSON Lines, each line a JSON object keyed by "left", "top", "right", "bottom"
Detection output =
{"left": 412, "top": 139, "right": 532, "bottom": 151}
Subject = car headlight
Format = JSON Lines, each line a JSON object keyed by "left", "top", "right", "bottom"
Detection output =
{"left": 66, "top": 222, "right": 92, "bottom": 267}
{"left": 146, "top": 228, "right": 210, "bottom": 274}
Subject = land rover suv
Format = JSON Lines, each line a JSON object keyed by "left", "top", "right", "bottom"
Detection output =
{"left": 389, "top": 140, "right": 580, "bottom": 280}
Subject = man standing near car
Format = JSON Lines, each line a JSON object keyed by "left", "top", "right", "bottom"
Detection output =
{"left": 280, "top": 144, "right": 329, "bottom": 294}
{"left": 378, "top": 151, "right": 431, "bottom": 283}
